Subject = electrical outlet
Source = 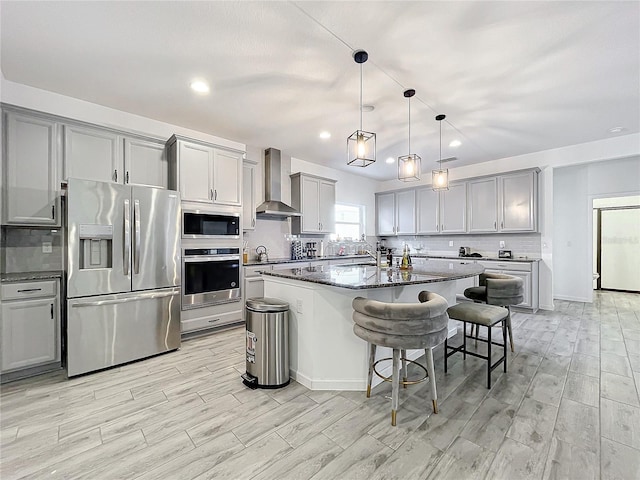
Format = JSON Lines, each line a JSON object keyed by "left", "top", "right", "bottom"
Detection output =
{"left": 42, "top": 242, "right": 52, "bottom": 254}
{"left": 296, "top": 299, "right": 303, "bottom": 314}
{"left": 448, "top": 241, "right": 454, "bottom": 247}
{"left": 499, "top": 241, "right": 505, "bottom": 248}
{"left": 449, "top": 263, "right": 453, "bottom": 269}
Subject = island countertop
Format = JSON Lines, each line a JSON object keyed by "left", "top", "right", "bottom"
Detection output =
{"left": 260, "top": 262, "right": 484, "bottom": 290}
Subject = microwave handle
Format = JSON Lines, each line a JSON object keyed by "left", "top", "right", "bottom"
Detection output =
{"left": 123, "top": 199, "right": 130, "bottom": 276}
{"left": 183, "top": 256, "right": 240, "bottom": 263}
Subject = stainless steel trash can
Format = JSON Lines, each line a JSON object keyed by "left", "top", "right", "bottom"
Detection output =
{"left": 242, "top": 297, "right": 290, "bottom": 389}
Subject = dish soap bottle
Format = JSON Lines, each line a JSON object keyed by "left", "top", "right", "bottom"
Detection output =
{"left": 401, "top": 244, "right": 412, "bottom": 270}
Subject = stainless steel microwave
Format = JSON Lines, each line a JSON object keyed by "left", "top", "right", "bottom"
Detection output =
{"left": 182, "top": 210, "right": 240, "bottom": 239}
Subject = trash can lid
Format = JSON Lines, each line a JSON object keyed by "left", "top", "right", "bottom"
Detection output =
{"left": 246, "top": 297, "right": 289, "bottom": 312}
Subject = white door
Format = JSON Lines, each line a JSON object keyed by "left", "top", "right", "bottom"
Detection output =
{"left": 416, "top": 188, "right": 439, "bottom": 234}
{"left": 600, "top": 207, "right": 640, "bottom": 292}
{"left": 468, "top": 178, "right": 498, "bottom": 232}
{"left": 500, "top": 172, "right": 535, "bottom": 231}
{"left": 395, "top": 190, "right": 416, "bottom": 235}
{"left": 242, "top": 162, "right": 256, "bottom": 230}
{"left": 64, "top": 124, "right": 121, "bottom": 183}
{"left": 4, "top": 112, "right": 59, "bottom": 225}
{"left": 123, "top": 138, "right": 167, "bottom": 188}
{"left": 376, "top": 192, "right": 396, "bottom": 235}
{"left": 213, "top": 149, "right": 242, "bottom": 205}
{"left": 440, "top": 183, "right": 467, "bottom": 233}
{"left": 179, "top": 142, "right": 213, "bottom": 203}
{"left": 1, "top": 297, "right": 58, "bottom": 371}
{"left": 318, "top": 180, "right": 336, "bottom": 233}
{"left": 301, "top": 177, "right": 320, "bottom": 232}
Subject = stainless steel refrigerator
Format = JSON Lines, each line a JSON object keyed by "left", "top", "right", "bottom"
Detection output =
{"left": 66, "top": 178, "right": 181, "bottom": 376}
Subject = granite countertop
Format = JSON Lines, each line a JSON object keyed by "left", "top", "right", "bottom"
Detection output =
{"left": 1, "top": 271, "right": 64, "bottom": 283}
{"left": 244, "top": 254, "right": 370, "bottom": 266}
{"left": 395, "top": 254, "right": 541, "bottom": 263}
{"left": 261, "top": 262, "right": 484, "bottom": 290}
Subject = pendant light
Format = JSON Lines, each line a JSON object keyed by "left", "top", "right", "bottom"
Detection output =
{"left": 347, "top": 50, "right": 376, "bottom": 167}
{"left": 432, "top": 114, "right": 449, "bottom": 191}
{"left": 398, "top": 89, "right": 421, "bottom": 181}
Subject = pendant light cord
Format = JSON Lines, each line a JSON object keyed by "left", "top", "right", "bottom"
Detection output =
{"left": 408, "top": 96, "right": 411, "bottom": 154}
{"left": 439, "top": 118, "right": 442, "bottom": 169}
{"left": 359, "top": 62, "right": 363, "bottom": 131}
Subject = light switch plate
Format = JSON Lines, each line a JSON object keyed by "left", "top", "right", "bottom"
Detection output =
{"left": 42, "top": 242, "right": 52, "bottom": 254}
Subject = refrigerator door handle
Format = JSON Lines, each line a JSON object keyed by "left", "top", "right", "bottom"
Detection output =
{"left": 124, "top": 198, "right": 131, "bottom": 276}
{"left": 134, "top": 199, "right": 141, "bottom": 275}
{"left": 69, "top": 289, "right": 178, "bottom": 307}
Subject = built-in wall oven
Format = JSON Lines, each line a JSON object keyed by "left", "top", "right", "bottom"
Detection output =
{"left": 182, "top": 247, "right": 241, "bottom": 309}
{"left": 183, "top": 210, "right": 240, "bottom": 239}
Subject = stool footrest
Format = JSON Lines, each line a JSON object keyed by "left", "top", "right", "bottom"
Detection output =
{"left": 373, "top": 357, "right": 428, "bottom": 386}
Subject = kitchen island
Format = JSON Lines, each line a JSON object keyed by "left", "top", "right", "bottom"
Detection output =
{"left": 261, "top": 262, "right": 484, "bottom": 391}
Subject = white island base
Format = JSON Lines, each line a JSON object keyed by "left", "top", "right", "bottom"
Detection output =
{"left": 263, "top": 275, "right": 462, "bottom": 391}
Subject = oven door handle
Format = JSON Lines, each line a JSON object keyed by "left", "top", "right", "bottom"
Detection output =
{"left": 183, "top": 256, "right": 240, "bottom": 263}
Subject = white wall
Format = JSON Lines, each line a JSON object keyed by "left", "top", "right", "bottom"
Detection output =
{"left": 554, "top": 156, "right": 640, "bottom": 302}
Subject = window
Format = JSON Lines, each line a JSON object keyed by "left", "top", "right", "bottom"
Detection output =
{"left": 332, "top": 203, "right": 364, "bottom": 240}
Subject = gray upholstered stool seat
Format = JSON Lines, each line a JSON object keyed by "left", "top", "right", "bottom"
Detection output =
{"left": 463, "top": 273, "right": 524, "bottom": 352}
{"left": 351, "top": 291, "right": 449, "bottom": 426}
{"left": 445, "top": 302, "right": 509, "bottom": 388}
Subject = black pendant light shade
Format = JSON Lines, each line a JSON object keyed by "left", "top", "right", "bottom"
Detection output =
{"left": 398, "top": 89, "right": 421, "bottom": 181}
{"left": 347, "top": 50, "right": 376, "bottom": 167}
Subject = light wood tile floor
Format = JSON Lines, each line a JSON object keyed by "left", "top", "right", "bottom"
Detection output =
{"left": 1, "top": 291, "right": 639, "bottom": 479}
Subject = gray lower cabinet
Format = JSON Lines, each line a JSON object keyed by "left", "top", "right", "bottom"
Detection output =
{"left": 477, "top": 260, "right": 538, "bottom": 311}
{"left": 3, "top": 111, "right": 61, "bottom": 226}
{"left": 0, "top": 279, "right": 61, "bottom": 374}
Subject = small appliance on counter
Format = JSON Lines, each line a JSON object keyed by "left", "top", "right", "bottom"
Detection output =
{"left": 498, "top": 250, "right": 512, "bottom": 259}
{"left": 459, "top": 247, "right": 471, "bottom": 256}
{"left": 256, "top": 245, "right": 269, "bottom": 263}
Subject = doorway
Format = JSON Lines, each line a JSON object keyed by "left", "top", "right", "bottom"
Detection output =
{"left": 593, "top": 196, "right": 640, "bottom": 293}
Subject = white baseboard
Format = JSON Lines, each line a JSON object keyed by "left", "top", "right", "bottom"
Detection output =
{"left": 290, "top": 349, "right": 428, "bottom": 391}
{"left": 539, "top": 303, "right": 555, "bottom": 311}
{"left": 554, "top": 295, "right": 591, "bottom": 303}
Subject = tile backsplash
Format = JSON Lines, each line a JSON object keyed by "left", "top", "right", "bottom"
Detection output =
{"left": 382, "top": 233, "right": 542, "bottom": 259}
{"left": 1, "top": 227, "right": 64, "bottom": 273}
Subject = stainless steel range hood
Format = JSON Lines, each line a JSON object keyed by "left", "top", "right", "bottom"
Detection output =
{"left": 256, "top": 148, "right": 301, "bottom": 218}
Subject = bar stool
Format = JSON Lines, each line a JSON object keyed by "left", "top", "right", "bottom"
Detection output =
{"left": 446, "top": 302, "right": 509, "bottom": 388}
{"left": 464, "top": 273, "right": 524, "bottom": 352}
{"left": 351, "top": 291, "right": 449, "bottom": 426}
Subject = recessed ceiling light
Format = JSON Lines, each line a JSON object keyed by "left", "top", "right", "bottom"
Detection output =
{"left": 362, "top": 105, "right": 375, "bottom": 112}
{"left": 608, "top": 126, "right": 626, "bottom": 134}
{"left": 190, "top": 80, "right": 210, "bottom": 94}
{"left": 319, "top": 131, "right": 331, "bottom": 139}
{"left": 385, "top": 157, "right": 395, "bottom": 164}
{"left": 449, "top": 139, "right": 462, "bottom": 148}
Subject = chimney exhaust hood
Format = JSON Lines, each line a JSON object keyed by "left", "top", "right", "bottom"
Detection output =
{"left": 256, "top": 148, "right": 302, "bottom": 218}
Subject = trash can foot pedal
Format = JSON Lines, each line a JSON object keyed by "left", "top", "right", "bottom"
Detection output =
{"left": 242, "top": 372, "right": 259, "bottom": 389}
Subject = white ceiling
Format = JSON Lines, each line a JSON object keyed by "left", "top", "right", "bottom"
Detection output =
{"left": 1, "top": 1, "right": 638, "bottom": 180}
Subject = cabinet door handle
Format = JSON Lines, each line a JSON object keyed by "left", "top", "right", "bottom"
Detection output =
{"left": 494, "top": 221, "right": 497, "bottom": 229}
{"left": 51, "top": 204, "right": 55, "bottom": 219}
{"left": 126, "top": 171, "right": 129, "bottom": 184}
{"left": 207, "top": 318, "right": 220, "bottom": 324}
{"left": 114, "top": 169, "right": 118, "bottom": 182}
{"left": 50, "top": 303, "right": 54, "bottom": 319}
{"left": 252, "top": 218, "right": 255, "bottom": 227}
{"left": 214, "top": 190, "right": 217, "bottom": 201}
{"left": 501, "top": 221, "right": 504, "bottom": 229}
{"left": 17, "top": 288, "right": 42, "bottom": 293}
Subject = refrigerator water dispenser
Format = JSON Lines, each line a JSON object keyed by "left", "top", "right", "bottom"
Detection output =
{"left": 79, "top": 224, "right": 113, "bottom": 269}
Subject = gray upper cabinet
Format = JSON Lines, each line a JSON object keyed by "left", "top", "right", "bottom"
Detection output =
{"left": 123, "top": 137, "right": 168, "bottom": 188}
{"left": 439, "top": 183, "right": 467, "bottom": 233}
{"left": 291, "top": 173, "right": 336, "bottom": 234}
{"left": 375, "top": 190, "right": 416, "bottom": 236}
{"left": 468, "top": 177, "right": 498, "bottom": 233}
{"left": 499, "top": 171, "right": 537, "bottom": 232}
{"left": 64, "top": 124, "right": 120, "bottom": 183}
{"left": 416, "top": 187, "right": 439, "bottom": 234}
{"left": 3, "top": 111, "right": 60, "bottom": 226}
{"left": 242, "top": 160, "right": 257, "bottom": 230}
{"left": 168, "top": 135, "right": 243, "bottom": 206}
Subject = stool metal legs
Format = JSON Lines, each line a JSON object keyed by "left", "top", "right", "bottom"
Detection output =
{"left": 366, "top": 343, "right": 377, "bottom": 398}
{"left": 425, "top": 347, "right": 438, "bottom": 414}
{"left": 391, "top": 349, "right": 400, "bottom": 426}
{"left": 506, "top": 306, "right": 515, "bottom": 352}
{"left": 401, "top": 349, "right": 407, "bottom": 388}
